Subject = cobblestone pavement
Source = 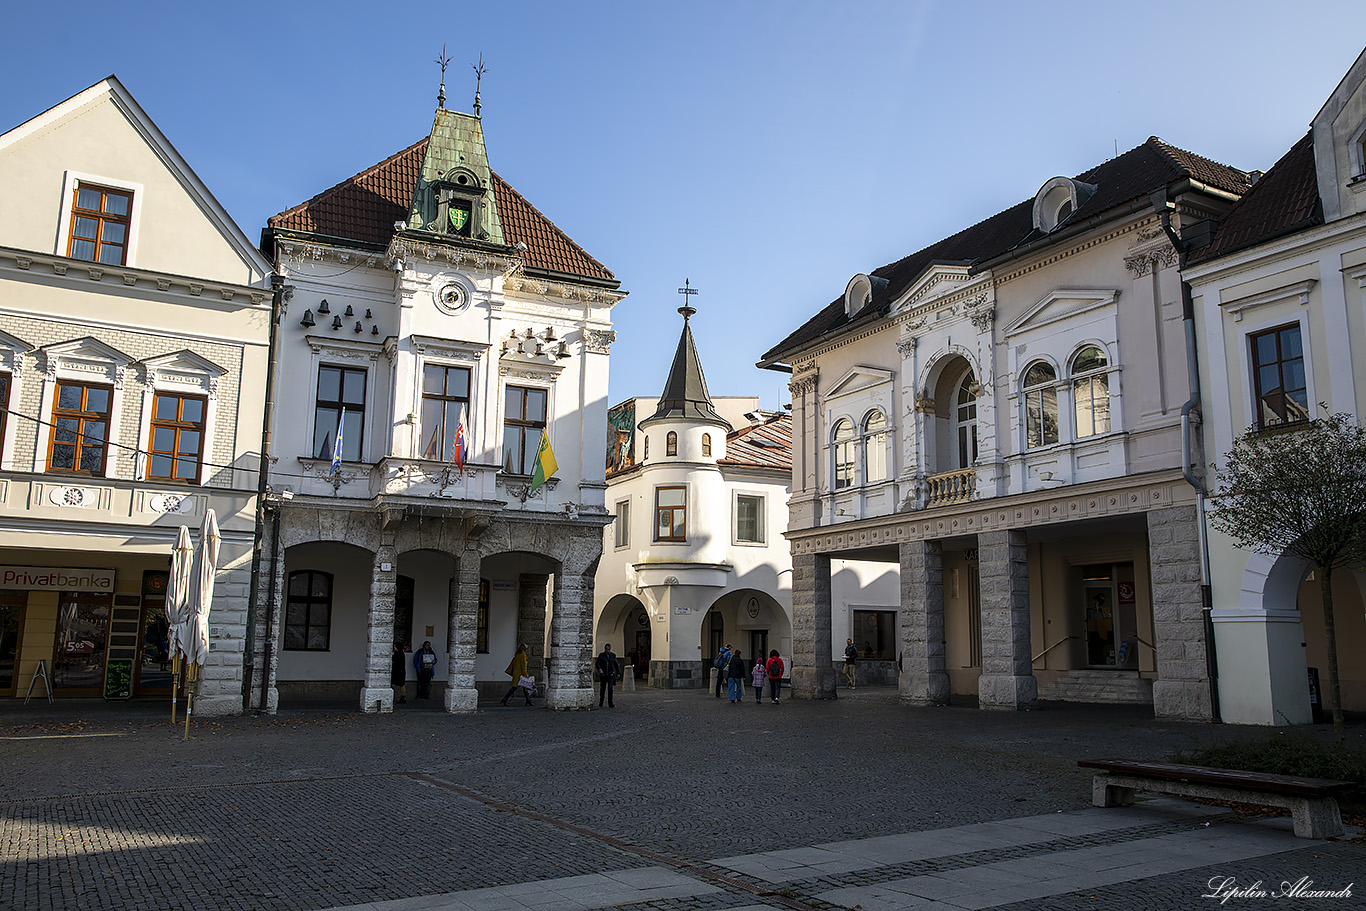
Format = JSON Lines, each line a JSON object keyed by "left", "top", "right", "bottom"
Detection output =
{"left": 2, "top": 687, "right": 1361, "bottom": 910}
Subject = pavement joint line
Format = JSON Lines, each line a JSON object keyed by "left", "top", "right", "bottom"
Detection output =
{"left": 406, "top": 771, "right": 838, "bottom": 911}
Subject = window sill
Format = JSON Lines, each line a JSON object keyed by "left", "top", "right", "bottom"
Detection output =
{"left": 732, "top": 538, "right": 767, "bottom": 547}
{"left": 1252, "top": 419, "right": 1311, "bottom": 437}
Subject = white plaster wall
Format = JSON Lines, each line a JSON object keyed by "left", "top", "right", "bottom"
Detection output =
{"left": 276, "top": 542, "right": 375, "bottom": 682}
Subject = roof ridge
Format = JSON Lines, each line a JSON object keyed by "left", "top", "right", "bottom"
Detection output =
{"left": 490, "top": 171, "right": 614, "bottom": 279}
{"left": 269, "top": 137, "right": 426, "bottom": 226}
{"left": 1146, "top": 135, "right": 1248, "bottom": 185}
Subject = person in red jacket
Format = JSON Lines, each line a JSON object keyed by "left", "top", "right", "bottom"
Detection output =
{"left": 765, "top": 650, "right": 784, "bottom": 704}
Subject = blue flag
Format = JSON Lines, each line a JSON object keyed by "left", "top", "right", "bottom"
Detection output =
{"left": 329, "top": 408, "right": 345, "bottom": 477}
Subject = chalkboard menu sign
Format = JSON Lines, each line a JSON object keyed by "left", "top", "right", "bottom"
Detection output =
{"left": 103, "top": 658, "right": 133, "bottom": 699}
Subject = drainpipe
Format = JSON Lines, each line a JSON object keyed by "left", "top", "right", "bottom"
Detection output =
{"left": 1149, "top": 189, "right": 1221, "bottom": 722}
{"left": 243, "top": 272, "right": 286, "bottom": 712}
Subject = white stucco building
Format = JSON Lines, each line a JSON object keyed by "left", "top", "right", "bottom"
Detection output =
{"left": 252, "top": 87, "right": 624, "bottom": 713}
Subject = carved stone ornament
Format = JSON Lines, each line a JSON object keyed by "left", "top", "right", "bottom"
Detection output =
{"left": 788, "top": 374, "right": 817, "bottom": 395}
{"left": 1124, "top": 246, "right": 1179, "bottom": 278}
{"left": 583, "top": 329, "right": 616, "bottom": 354}
{"left": 896, "top": 339, "right": 917, "bottom": 356}
{"left": 969, "top": 306, "right": 995, "bottom": 333}
{"left": 914, "top": 394, "right": 936, "bottom": 413}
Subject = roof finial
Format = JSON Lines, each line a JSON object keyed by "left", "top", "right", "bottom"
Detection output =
{"left": 472, "top": 54, "right": 487, "bottom": 118}
{"left": 435, "top": 45, "right": 450, "bottom": 110}
{"left": 676, "top": 277, "right": 698, "bottom": 321}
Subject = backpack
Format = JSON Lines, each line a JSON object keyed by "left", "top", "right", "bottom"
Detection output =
{"left": 714, "top": 651, "right": 729, "bottom": 670}
{"left": 767, "top": 657, "right": 783, "bottom": 680}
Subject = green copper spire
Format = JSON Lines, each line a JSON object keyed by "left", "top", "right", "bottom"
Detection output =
{"left": 405, "top": 96, "right": 505, "bottom": 245}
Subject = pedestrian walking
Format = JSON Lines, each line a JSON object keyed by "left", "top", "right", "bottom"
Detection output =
{"left": 500, "top": 643, "right": 536, "bottom": 706}
{"left": 843, "top": 638, "right": 858, "bottom": 688}
{"left": 414, "top": 640, "right": 438, "bottom": 699}
{"left": 713, "top": 643, "right": 732, "bottom": 698}
{"left": 765, "top": 650, "right": 784, "bottom": 703}
{"left": 751, "top": 650, "right": 767, "bottom": 703}
{"left": 595, "top": 642, "right": 620, "bottom": 707}
{"left": 726, "top": 649, "right": 746, "bottom": 703}
{"left": 391, "top": 642, "right": 407, "bottom": 704}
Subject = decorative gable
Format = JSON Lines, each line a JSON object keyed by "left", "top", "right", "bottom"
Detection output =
{"left": 40, "top": 337, "right": 133, "bottom": 385}
{"left": 139, "top": 350, "right": 226, "bottom": 393}
{"left": 824, "top": 365, "right": 895, "bottom": 401}
{"left": 1005, "top": 289, "right": 1120, "bottom": 338}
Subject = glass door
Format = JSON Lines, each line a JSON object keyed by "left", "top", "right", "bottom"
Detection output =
{"left": 53, "top": 591, "right": 113, "bottom": 695}
{"left": 135, "top": 599, "right": 174, "bottom": 694}
{"left": 0, "top": 591, "right": 25, "bottom": 695}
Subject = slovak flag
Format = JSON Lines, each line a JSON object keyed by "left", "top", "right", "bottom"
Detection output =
{"left": 329, "top": 408, "right": 345, "bottom": 477}
{"left": 452, "top": 405, "right": 469, "bottom": 475}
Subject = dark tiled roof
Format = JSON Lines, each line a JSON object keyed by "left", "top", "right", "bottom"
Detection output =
{"left": 719, "top": 413, "right": 791, "bottom": 471}
{"left": 760, "top": 137, "right": 1249, "bottom": 364}
{"left": 267, "top": 138, "right": 617, "bottom": 285}
{"left": 1188, "top": 132, "right": 1322, "bottom": 264}
{"left": 640, "top": 319, "right": 731, "bottom": 430}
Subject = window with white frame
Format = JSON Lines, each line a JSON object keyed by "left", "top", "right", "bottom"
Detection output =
{"left": 36, "top": 339, "right": 130, "bottom": 478}
{"left": 614, "top": 498, "right": 630, "bottom": 548}
{"left": 832, "top": 419, "right": 856, "bottom": 489}
{"left": 1022, "top": 362, "right": 1059, "bottom": 448}
{"left": 735, "top": 493, "right": 765, "bottom": 544}
{"left": 421, "top": 363, "right": 471, "bottom": 461}
{"left": 955, "top": 377, "right": 978, "bottom": 468}
{"left": 863, "top": 411, "right": 888, "bottom": 484}
{"left": 1070, "top": 346, "right": 1111, "bottom": 438}
{"left": 314, "top": 365, "right": 366, "bottom": 462}
{"left": 502, "top": 385, "right": 547, "bottom": 474}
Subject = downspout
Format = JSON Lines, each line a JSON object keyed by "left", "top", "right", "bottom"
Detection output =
{"left": 243, "top": 271, "right": 285, "bottom": 712}
{"left": 1149, "top": 189, "right": 1221, "bottom": 722}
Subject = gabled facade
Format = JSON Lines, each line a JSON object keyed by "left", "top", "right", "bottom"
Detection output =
{"left": 254, "top": 94, "right": 624, "bottom": 713}
{"left": 1185, "top": 47, "right": 1366, "bottom": 724}
{"left": 595, "top": 309, "right": 897, "bottom": 688}
{"left": 762, "top": 138, "right": 1251, "bottom": 720}
{"left": 0, "top": 78, "right": 271, "bottom": 712}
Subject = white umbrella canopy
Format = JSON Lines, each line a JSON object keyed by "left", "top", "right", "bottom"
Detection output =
{"left": 164, "top": 525, "right": 193, "bottom": 661}
{"left": 183, "top": 509, "right": 220, "bottom": 669}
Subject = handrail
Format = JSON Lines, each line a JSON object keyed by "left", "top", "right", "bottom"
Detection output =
{"left": 1131, "top": 635, "right": 1157, "bottom": 654}
{"left": 1032, "top": 635, "right": 1079, "bottom": 663}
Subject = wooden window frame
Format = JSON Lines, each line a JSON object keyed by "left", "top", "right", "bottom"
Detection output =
{"left": 146, "top": 392, "right": 206, "bottom": 483}
{"left": 1250, "top": 324, "right": 1309, "bottom": 431}
{"left": 832, "top": 420, "right": 856, "bottom": 489}
{"left": 67, "top": 184, "right": 133, "bottom": 266}
{"left": 666, "top": 431, "right": 677, "bottom": 456}
{"left": 654, "top": 485, "right": 687, "bottom": 542}
{"left": 284, "top": 570, "right": 333, "bottom": 651}
{"left": 701, "top": 433, "right": 711, "bottom": 457}
{"left": 48, "top": 380, "right": 112, "bottom": 475}
{"left": 502, "top": 385, "right": 547, "bottom": 476}
{"left": 313, "top": 365, "right": 367, "bottom": 462}
{"left": 420, "top": 363, "right": 471, "bottom": 461}
{"left": 0, "top": 372, "right": 10, "bottom": 465}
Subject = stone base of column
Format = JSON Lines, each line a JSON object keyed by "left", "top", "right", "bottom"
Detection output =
{"left": 443, "top": 687, "right": 478, "bottom": 714}
{"left": 262, "top": 686, "right": 279, "bottom": 714}
{"left": 359, "top": 687, "right": 393, "bottom": 714}
{"left": 1153, "top": 680, "right": 1214, "bottom": 722}
{"left": 545, "top": 686, "right": 595, "bottom": 710}
{"left": 900, "top": 671, "right": 950, "bottom": 706}
{"left": 978, "top": 674, "right": 1038, "bottom": 710}
{"left": 192, "top": 694, "right": 244, "bottom": 717}
{"left": 791, "top": 666, "right": 837, "bottom": 699}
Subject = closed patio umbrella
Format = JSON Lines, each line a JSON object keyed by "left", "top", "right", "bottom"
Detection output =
{"left": 165, "top": 525, "right": 193, "bottom": 722}
{"left": 182, "top": 509, "right": 220, "bottom": 740}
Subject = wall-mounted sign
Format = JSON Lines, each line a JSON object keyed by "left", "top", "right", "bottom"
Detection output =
{"left": 0, "top": 565, "right": 115, "bottom": 591}
{"left": 1118, "top": 581, "right": 1136, "bottom": 604}
{"left": 674, "top": 605, "right": 691, "bottom": 615}
{"left": 493, "top": 580, "right": 517, "bottom": 591}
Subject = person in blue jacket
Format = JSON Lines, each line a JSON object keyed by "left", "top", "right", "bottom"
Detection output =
{"left": 414, "top": 640, "right": 438, "bottom": 699}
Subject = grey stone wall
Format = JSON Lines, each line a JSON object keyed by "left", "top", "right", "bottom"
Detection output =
{"left": 791, "top": 551, "right": 836, "bottom": 699}
{"left": 899, "top": 539, "right": 949, "bottom": 705}
{"left": 977, "top": 529, "right": 1036, "bottom": 710}
{"left": 1147, "top": 505, "right": 1213, "bottom": 721}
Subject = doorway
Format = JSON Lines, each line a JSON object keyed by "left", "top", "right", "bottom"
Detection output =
{"left": 0, "top": 591, "right": 24, "bottom": 695}
{"left": 748, "top": 629, "right": 768, "bottom": 668}
{"left": 1081, "top": 562, "right": 1136, "bottom": 667}
{"left": 627, "top": 604, "right": 651, "bottom": 681}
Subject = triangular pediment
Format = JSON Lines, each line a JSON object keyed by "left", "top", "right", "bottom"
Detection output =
{"left": 1005, "top": 289, "right": 1119, "bottom": 337}
{"left": 42, "top": 337, "right": 133, "bottom": 367}
{"left": 825, "top": 365, "right": 895, "bottom": 400}
{"left": 893, "top": 263, "right": 974, "bottom": 314}
{"left": 140, "top": 350, "right": 226, "bottom": 377}
{"left": 0, "top": 329, "right": 34, "bottom": 354}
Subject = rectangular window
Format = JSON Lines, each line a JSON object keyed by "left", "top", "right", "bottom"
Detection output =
{"left": 654, "top": 486, "right": 686, "bottom": 542}
{"left": 49, "top": 381, "right": 111, "bottom": 474}
{"left": 313, "top": 365, "right": 366, "bottom": 462}
{"left": 502, "top": 385, "right": 547, "bottom": 475}
{"left": 477, "top": 578, "right": 489, "bottom": 654}
{"left": 421, "top": 363, "right": 471, "bottom": 460}
{"left": 614, "top": 499, "right": 630, "bottom": 548}
{"left": 1025, "top": 387, "right": 1059, "bottom": 448}
{"left": 147, "top": 393, "right": 205, "bottom": 482}
{"left": 735, "top": 494, "right": 764, "bottom": 544}
{"left": 851, "top": 610, "right": 895, "bottom": 660}
{"left": 834, "top": 439, "right": 855, "bottom": 489}
{"left": 0, "top": 373, "right": 9, "bottom": 462}
{"left": 68, "top": 184, "right": 133, "bottom": 265}
{"left": 1073, "top": 374, "right": 1111, "bottom": 438}
{"left": 1250, "top": 324, "right": 1309, "bottom": 429}
{"left": 285, "top": 570, "right": 332, "bottom": 651}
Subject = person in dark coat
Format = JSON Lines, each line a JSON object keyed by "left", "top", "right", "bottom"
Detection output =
{"left": 595, "top": 643, "right": 620, "bottom": 708}
{"left": 414, "top": 641, "right": 438, "bottom": 699}
{"left": 391, "top": 642, "right": 407, "bottom": 704}
{"left": 726, "top": 650, "right": 746, "bottom": 703}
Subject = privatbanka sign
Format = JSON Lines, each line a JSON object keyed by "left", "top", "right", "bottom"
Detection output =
{"left": 0, "top": 566, "right": 116, "bottom": 591}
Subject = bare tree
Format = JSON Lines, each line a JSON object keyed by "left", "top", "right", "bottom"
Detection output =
{"left": 1209, "top": 413, "right": 1366, "bottom": 736}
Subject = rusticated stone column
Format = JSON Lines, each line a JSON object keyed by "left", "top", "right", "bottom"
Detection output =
{"left": 359, "top": 542, "right": 397, "bottom": 713}
{"left": 443, "top": 553, "right": 480, "bottom": 713}
{"left": 518, "top": 573, "right": 550, "bottom": 682}
{"left": 546, "top": 531, "right": 599, "bottom": 710}
{"left": 260, "top": 531, "right": 287, "bottom": 714}
{"left": 791, "top": 551, "right": 837, "bottom": 699}
{"left": 900, "top": 539, "right": 949, "bottom": 705}
{"left": 977, "top": 529, "right": 1036, "bottom": 710}
{"left": 1147, "top": 505, "right": 1213, "bottom": 721}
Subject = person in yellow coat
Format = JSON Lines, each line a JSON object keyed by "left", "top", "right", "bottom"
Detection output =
{"left": 500, "top": 643, "right": 535, "bottom": 706}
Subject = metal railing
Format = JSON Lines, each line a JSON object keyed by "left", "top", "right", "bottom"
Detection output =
{"left": 925, "top": 467, "right": 975, "bottom": 507}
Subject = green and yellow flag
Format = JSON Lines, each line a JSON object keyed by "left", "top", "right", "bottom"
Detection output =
{"left": 528, "top": 429, "right": 558, "bottom": 495}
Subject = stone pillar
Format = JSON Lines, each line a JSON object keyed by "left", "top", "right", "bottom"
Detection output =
{"left": 546, "top": 535, "right": 598, "bottom": 710}
{"left": 791, "top": 551, "right": 836, "bottom": 699}
{"left": 444, "top": 553, "right": 480, "bottom": 713}
{"left": 518, "top": 573, "right": 550, "bottom": 682}
{"left": 359, "top": 543, "right": 396, "bottom": 713}
{"left": 1147, "top": 506, "right": 1213, "bottom": 721}
{"left": 260, "top": 531, "right": 287, "bottom": 714}
{"left": 900, "top": 539, "right": 949, "bottom": 705}
{"left": 977, "top": 529, "right": 1036, "bottom": 710}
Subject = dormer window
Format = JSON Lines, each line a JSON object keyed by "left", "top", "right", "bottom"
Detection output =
{"left": 434, "top": 169, "right": 485, "bottom": 240}
{"left": 1033, "top": 177, "right": 1096, "bottom": 233}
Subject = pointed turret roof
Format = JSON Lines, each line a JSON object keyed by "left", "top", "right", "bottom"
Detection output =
{"left": 404, "top": 107, "right": 505, "bottom": 245}
{"left": 641, "top": 307, "right": 732, "bottom": 431}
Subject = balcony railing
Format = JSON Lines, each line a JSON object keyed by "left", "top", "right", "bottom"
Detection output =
{"left": 925, "top": 467, "right": 975, "bottom": 507}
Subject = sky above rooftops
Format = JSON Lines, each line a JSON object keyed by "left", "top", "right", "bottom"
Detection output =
{"left": 2, "top": 2, "right": 1361, "bottom": 411}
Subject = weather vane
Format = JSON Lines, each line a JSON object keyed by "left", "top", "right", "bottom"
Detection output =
{"left": 435, "top": 45, "right": 451, "bottom": 110}
{"left": 677, "top": 278, "right": 698, "bottom": 321}
{"left": 472, "top": 54, "right": 487, "bottom": 117}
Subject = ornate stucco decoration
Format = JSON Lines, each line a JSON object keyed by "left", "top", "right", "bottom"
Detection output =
{"left": 914, "top": 394, "right": 936, "bottom": 413}
{"left": 582, "top": 329, "right": 616, "bottom": 354}
{"left": 1124, "top": 247, "right": 1179, "bottom": 277}
{"left": 968, "top": 306, "right": 996, "bottom": 333}
{"left": 896, "top": 338, "right": 917, "bottom": 356}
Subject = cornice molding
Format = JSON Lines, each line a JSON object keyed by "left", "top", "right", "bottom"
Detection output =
{"left": 0, "top": 245, "right": 268, "bottom": 306}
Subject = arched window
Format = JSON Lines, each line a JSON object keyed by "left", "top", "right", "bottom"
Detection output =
{"left": 1023, "top": 362, "right": 1058, "bottom": 448}
{"left": 832, "top": 419, "right": 856, "bottom": 489}
{"left": 863, "top": 411, "right": 887, "bottom": 484}
{"left": 666, "top": 431, "right": 677, "bottom": 456}
{"left": 1071, "top": 346, "right": 1110, "bottom": 438}
{"left": 955, "top": 377, "right": 978, "bottom": 469}
{"left": 702, "top": 433, "right": 711, "bottom": 457}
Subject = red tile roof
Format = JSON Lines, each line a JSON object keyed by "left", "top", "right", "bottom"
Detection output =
{"left": 719, "top": 413, "right": 791, "bottom": 471}
{"left": 267, "top": 138, "right": 617, "bottom": 285}
{"left": 1187, "top": 131, "right": 1322, "bottom": 264}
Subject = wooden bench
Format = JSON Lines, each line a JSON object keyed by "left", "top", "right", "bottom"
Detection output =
{"left": 1078, "top": 759, "right": 1352, "bottom": 839}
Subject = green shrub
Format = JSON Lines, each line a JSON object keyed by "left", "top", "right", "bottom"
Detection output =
{"left": 1171, "top": 733, "right": 1366, "bottom": 814}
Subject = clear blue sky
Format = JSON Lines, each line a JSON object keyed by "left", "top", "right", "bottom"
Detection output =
{"left": 3, "top": 2, "right": 1361, "bottom": 411}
